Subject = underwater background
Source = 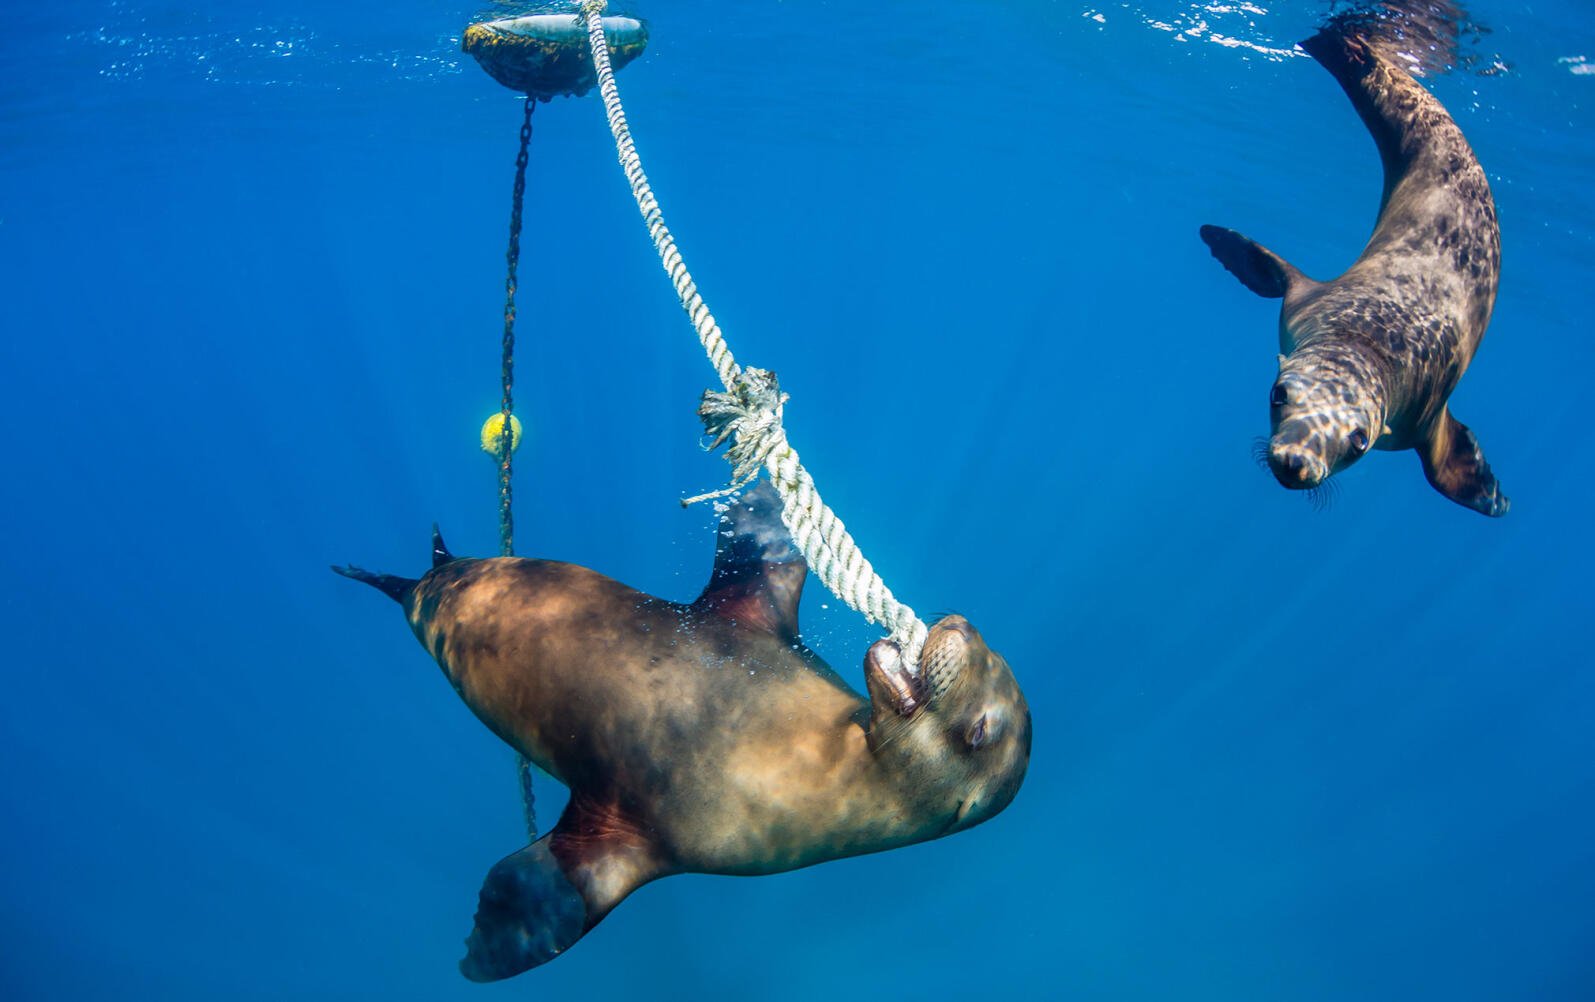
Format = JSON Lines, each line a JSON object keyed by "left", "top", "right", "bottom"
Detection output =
{"left": 3, "top": 0, "right": 1592, "bottom": 998}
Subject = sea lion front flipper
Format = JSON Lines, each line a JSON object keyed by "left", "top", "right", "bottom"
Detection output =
{"left": 1199, "top": 225, "right": 1314, "bottom": 301}
{"left": 1419, "top": 410, "right": 1510, "bottom": 517}
{"left": 691, "top": 479, "right": 807, "bottom": 642}
{"left": 459, "top": 836, "right": 588, "bottom": 982}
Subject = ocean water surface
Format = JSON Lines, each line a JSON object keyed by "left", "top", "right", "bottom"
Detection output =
{"left": 2, "top": 1, "right": 1592, "bottom": 998}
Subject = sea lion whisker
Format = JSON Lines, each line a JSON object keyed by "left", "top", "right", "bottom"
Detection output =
{"left": 1250, "top": 437, "right": 1272, "bottom": 471}
{"left": 1305, "top": 478, "right": 1341, "bottom": 513}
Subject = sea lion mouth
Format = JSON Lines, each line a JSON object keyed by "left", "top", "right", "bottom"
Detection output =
{"left": 865, "top": 640, "right": 928, "bottom": 717}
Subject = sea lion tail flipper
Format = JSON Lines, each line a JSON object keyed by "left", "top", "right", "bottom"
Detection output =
{"left": 1419, "top": 410, "right": 1510, "bottom": 517}
{"left": 460, "top": 837, "right": 589, "bottom": 982}
{"left": 330, "top": 564, "right": 417, "bottom": 603}
{"left": 1199, "top": 225, "right": 1312, "bottom": 300}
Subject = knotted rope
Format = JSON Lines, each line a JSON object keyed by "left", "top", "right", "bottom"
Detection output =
{"left": 578, "top": 0, "right": 929, "bottom": 671}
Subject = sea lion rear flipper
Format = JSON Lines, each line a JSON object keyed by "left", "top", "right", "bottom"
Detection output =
{"left": 1419, "top": 410, "right": 1510, "bottom": 517}
{"left": 330, "top": 564, "right": 416, "bottom": 604}
{"left": 692, "top": 479, "right": 807, "bottom": 642}
{"left": 1199, "top": 225, "right": 1313, "bottom": 301}
{"left": 1300, "top": 19, "right": 1457, "bottom": 183}
{"left": 462, "top": 809, "right": 662, "bottom": 982}
{"left": 460, "top": 836, "right": 588, "bottom": 982}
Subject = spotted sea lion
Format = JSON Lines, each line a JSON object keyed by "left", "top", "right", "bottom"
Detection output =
{"left": 334, "top": 481, "right": 1029, "bottom": 981}
{"left": 1199, "top": 14, "right": 1509, "bottom": 516}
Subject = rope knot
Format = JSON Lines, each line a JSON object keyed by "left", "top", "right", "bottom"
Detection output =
{"left": 682, "top": 367, "right": 791, "bottom": 507}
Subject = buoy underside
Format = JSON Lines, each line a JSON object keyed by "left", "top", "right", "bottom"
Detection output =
{"left": 463, "top": 14, "right": 648, "bottom": 99}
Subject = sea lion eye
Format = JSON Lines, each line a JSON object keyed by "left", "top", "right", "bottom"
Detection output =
{"left": 1270, "top": 383, "right": 1288, "bottom": 408}
{"left": 966, "top": 712, "right": 1001, "bottom": 750}
{"left": 1348, "top": 429, "right": 1370, "bottom": 454}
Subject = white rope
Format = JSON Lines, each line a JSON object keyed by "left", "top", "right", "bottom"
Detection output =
{"left": 577, "top": 1, "right": 930, "bottom": 674}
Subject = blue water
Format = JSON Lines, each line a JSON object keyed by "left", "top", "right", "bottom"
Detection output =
{"left": 3, "top": 1, "right": 1592, "bottom": 998}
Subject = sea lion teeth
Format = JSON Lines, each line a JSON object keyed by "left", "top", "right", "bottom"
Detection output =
{"left": 865, "top": 639, "right": 927, "bottom": 717}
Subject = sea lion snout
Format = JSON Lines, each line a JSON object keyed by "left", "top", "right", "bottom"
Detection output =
{"left": 1268, "top": 407, "right": 1374, "bottom": 488}
{"left": 861, "top": 615, "right": 985, "bottom": 719}
{"left": 935, "top": 614, "right": 975, "bottom": 641}
{"left": 876, "top": 614, "right": 981, "bottom": 711}
{"left": 1268, "top": 442, "right": 1328, "bottom": 489}
{"left": 924, "top": 614, "right": 975, "bottom": 690}
{"left": 1267, "top": 358, "right": 1382, "bottom": 490}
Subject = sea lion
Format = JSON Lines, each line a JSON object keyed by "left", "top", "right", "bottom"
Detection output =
{"left": 1199, "top": 13, "right": 1509, "bottom": 516}
{"left": 334, "top": 481, "right": 1030, "bottom": 981}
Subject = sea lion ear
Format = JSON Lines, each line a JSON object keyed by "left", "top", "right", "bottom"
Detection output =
{"left": 692, "top": 479, "right": 808, "bottom": 642}
{"left": 1199, "top": 225, "right": 1311, "bottom": 300}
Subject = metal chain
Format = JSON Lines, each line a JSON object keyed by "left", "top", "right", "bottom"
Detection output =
{"left": 498, "top": 97, "right": 534, "bottom": 559}
{"left": 499, "top": 95, "right": 537, "bottom": 843}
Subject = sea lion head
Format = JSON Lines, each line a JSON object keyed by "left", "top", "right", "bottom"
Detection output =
{"left": 863, "top": 615, "right": 1031, "bottom": 835}
{"left": 1266, "top": 347, "right": 1385, "bottom": 490}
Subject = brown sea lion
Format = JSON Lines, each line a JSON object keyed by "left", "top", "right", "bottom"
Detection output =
{"left": 334, "top": 481, "right": 1030, "bottom": 981}
{"left": 1200, "top": 12, "right": 1509, "bottom": 516}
